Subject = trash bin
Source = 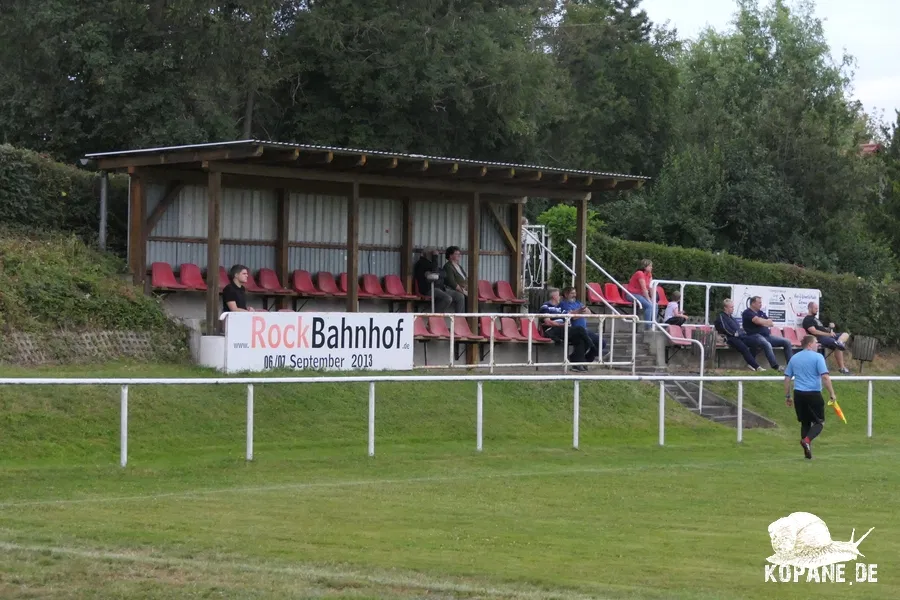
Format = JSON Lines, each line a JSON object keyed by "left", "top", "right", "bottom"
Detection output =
{"left": 691, "top": 326, "right": 717, "bottom": 367}
{"left": 851, "top": 335, "right": 878, "bottom": 372}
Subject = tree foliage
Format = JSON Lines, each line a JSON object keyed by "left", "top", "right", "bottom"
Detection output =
{"left": 0, "top": 0, "right": 897, "bottom": 280}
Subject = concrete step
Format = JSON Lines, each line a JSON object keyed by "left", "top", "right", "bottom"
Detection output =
{"left": 664, "top": 381, "right": 778, "bottom": 429}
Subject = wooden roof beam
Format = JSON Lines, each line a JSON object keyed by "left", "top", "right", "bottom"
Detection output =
{"left": 97, "top": 144, "right": 264, "bottom": 170}
{"left": 485, "top": 167, "right": 515, "bottom": 179}
{"left": 331, "top": 154, "right": 367, "bottom": 168}
{"left": 296, "top": 151, "right": 334, "bottom": 166}
{"left": 397, "top": 159, "right": 429, "bottom": 173}
{"left": 515, "top": 170, "right": 542, "bottom": 182}
{"left": 203, "top": 160, "right": 591, "bottom": 200}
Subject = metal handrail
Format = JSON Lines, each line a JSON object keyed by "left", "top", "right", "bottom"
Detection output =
{"left": 414, "top": 312, "right": 639, "bottom": 374}
{"left": 567, "top": 239, "right": 640, "bottom": 319}
{"left": 650, "top": 278, "right": 734, "bottom": 326}
{"left": 649, "top": 321, "right": 706, "bottom": 413}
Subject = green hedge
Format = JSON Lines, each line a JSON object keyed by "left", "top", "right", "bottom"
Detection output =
{"left": 0, "top": 144, "right": 128, "bottom": 254}
{"left": 538, "top": 206, "right": 898, "bottom": 346}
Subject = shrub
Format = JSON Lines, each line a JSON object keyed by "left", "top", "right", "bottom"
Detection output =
{"left": 0, "top": 144, "right": 128, "bottom": 255}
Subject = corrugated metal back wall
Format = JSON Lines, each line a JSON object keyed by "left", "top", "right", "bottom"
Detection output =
{"left": 146, "top": 184, "right": 510, "bottom": 281}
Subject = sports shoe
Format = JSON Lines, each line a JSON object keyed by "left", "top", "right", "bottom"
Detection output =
{"left": 839, "top": 367, "right": 851, "bottom": 375}
{"left": 801, "top": 439, "right": 812, "bottom": 460}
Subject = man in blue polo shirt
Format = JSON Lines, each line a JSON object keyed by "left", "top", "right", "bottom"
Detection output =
{"left": 539, "top": 288, "right": 595, "bottom": 371}
{"left": 784, "top": 335, "right": 836, "bottom": 460}
{"left": 560, "top": 286, "right": 608, "bottom": 361}
{"left": 742, "top": 296, "right": 793, "bottom": 371}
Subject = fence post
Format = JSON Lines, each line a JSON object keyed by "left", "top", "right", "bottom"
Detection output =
{"left": 658, "top": 382, "right": 665, "bottom": 446}
{"left": 246, "top": 384, "right": 254, "bottom": 461}
{"left": 368, "top": 382, "right": 375, "bottom": 457}
{"left": 573, "top": 380, "right": 580, "bottom": 450}
{"left": 476, "top": 382, "right": 483, "bottom": 452}
{"left": 867, "top": 380, "right": 873, "bottom": 438}
{"left": 120, "top": 385, "right": 128, "bottom": 468}
{"left": 737, "top": 381, "right": 743, "bottom": 443}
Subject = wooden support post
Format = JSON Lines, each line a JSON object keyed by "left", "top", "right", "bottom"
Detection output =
{"left": 205, "top": 170, "right": 222, "bottom": 335}
{"left": 275, "top": 188, "right": 289, "bottom": 309}
{"left": 400, "top": 198, "right": 413, "bottom": 291}
{"left": 466, "top": 192, "right": 481, "bottom": 365}
{"left": 574, "top": 196, "right": 588, "bottom": 304}
{"left": 128, "top": 172, "right": 145, "bottom": 286}
{"left": 511, "top": 202, "right": 524, "bottom": 298}
{"left": 346, "top": 182, "right": 360, "bottom": 312}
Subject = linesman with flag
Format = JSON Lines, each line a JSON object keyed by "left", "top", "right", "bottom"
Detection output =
{"left": 784, "top": 335, "right": 837, "bottom": 460}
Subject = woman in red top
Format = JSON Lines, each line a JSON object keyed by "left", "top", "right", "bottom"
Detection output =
{"left": 626, "top": 259, "right": 655, "bottom": 328}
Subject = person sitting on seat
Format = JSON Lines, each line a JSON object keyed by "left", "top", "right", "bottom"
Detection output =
{"left": 539, "top": 288, "right": 595, "bottom": 371}
{"left": 741, "top": 296, "right": 793, "bottom": 371}
{"left": 413, "top": 248, "right": 464, "bottom": 312}
{"left": 663, "top": 290, "right": 687, "bottom": 326}
{"left": 222, "top": 264, "right": 256, "bottom": 313}
{"left": 442, "top": 246, "right": 470, "bottom": 308}
{"left": 714, "top": 298, "right": 764, "bottom": 371}
{"left": 560, "top": 286, "right": 608, "bottom": 361}
{"left": 802, "top": 301, "right": 851, "bottom": 374}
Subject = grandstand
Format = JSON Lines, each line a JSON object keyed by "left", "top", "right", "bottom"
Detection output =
{"left": 85, "top": 140, "right": 651, "bottom": 370}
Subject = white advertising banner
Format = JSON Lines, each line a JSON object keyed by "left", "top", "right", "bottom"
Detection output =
{"left": 223, "top": 312, "right": 415, "bottom": 373}
{"left": 731, "top": 285, "right": 821, "bottom": 328}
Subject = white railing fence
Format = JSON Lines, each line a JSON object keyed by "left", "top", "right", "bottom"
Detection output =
{"left": 651, "top": 278, "right": 734, "bottom": 325}
{"left": 0, "top": 374, "right": 883, "bottom": 468}
{"left": 415, "top": 312, "right": 639, "bottom": 373}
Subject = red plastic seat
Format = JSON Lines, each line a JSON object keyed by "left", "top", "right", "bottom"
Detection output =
{"left": 500, "top": 317, "right": 529, "bottom": 341}
{"left": 383, "top": 274, "right": 418, "bottom": 300}
{"left": 770, "top": 326, "right": 783, "bottom": 339}
{"left": 427, "top": 316, "right": 451, "bottom": 339}
{"left": 217, "top": 266, "right": 264, "bottom": 293}
{"left": 361, "top": 274, "right": 394, "bottom": 298}
{"left": 477, "top": 280, "right": 502, "bottom": 303}
{"left": 656, "top": 286, "right": 669, "bottom": 307}
{"left": 291, "top": 270, "right": 326, "bottom": 296}
{"left": 783, "top": 326, "right": 802, "bottom": 347}
{"left": 587, "top": 282, "right": 605, "bottom": 304}
{"left": 520, "top": 318, "right": 553, "bottom": 343}
{"left": 414, "top": 316, "right": 438, "bottom": 339}
{"left": 453, "top": 316, "right": 486, "bottom": 341}
{"left": 412, "top": 279, "right": 430, "bottom": 299}
{"left": 151, "top": 262, "right": 186, "bottom": 290}
{"left": 479, "top": 316, "right": 509, "bottom": 341}
{"left": 178, "top": 263, "right": 207, "bottom": 291}
{"left": 243, "top": 271, "right": 266, "bottom": 294}
{"left": 258, "top": 268, "right": 294, "bottom": 295}
{"left": 667, "top": 325, "right": 691, "bottom": 346}
{"left": 339, "top": 273, "right": 373, "bottom": 297}
{"left": 603, "top": 283, "right": 632, "bottom": 306}
{"left": 795, "top": 326, "right": 810, "bottom": 342}
{"left": 495, "top": 280, "right": 526, "bottom": 304}
{"left": 316, "top": 272, "right": 345, "bottom": 296}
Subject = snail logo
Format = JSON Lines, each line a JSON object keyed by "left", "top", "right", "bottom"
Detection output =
{"left": 764, "top": 512, "right": 878, "bottom": 584}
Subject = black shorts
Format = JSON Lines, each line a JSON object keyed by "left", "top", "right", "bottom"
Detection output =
{"left": 818, "top": 335, "right": 846, "bottom": 350}
{"left": 793, "top": 390, "right": 825, "bottom": 424}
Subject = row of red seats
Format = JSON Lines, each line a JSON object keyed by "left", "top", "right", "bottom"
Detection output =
{"left": 667, "top": 324, "right": 812, "bottom": 349}
{"left": 150, "top": 262, "right": 524, "bottom": 304}
{"left": 414, "top": 315, "right": 555, "bottom": 344}
{"left": 587, "top": 282, "right": 670, "bottom": 307}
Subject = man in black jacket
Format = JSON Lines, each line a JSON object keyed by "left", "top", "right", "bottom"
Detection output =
{"left": 714, "top": 298, "right": 765, "bottom": 371}
{"left": 413, "top": 248, "right": 464, "bottom": 312}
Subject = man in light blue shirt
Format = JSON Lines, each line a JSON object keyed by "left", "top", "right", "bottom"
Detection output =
{"left": 784, "top": 334, "right": 837, "bottom": 460}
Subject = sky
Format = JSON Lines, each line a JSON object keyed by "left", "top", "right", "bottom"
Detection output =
{"left": 640, "top": 0, "right": 900, "bottom": 124}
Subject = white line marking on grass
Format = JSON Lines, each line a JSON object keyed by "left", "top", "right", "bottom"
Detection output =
{"left": 0, "top": 541, "right": 616, "bottom": 600}
{"left": 0, "top": 448, "right": 895, "bottom": 510}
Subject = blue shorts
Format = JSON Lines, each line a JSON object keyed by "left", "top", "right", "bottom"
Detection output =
{"left": 818, "top": 334, "right": 846, "bottom": 350}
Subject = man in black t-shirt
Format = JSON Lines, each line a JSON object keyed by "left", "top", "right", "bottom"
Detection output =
{"left": 802, "top": 301, "right": 851, "bottom": 374}
{"left": 222, "top": 264, "right": 255, "bottom": 313}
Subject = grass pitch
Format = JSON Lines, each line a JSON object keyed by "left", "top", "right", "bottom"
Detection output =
{"left": 0, "top": 362, "right": 898, "bottom": 599}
